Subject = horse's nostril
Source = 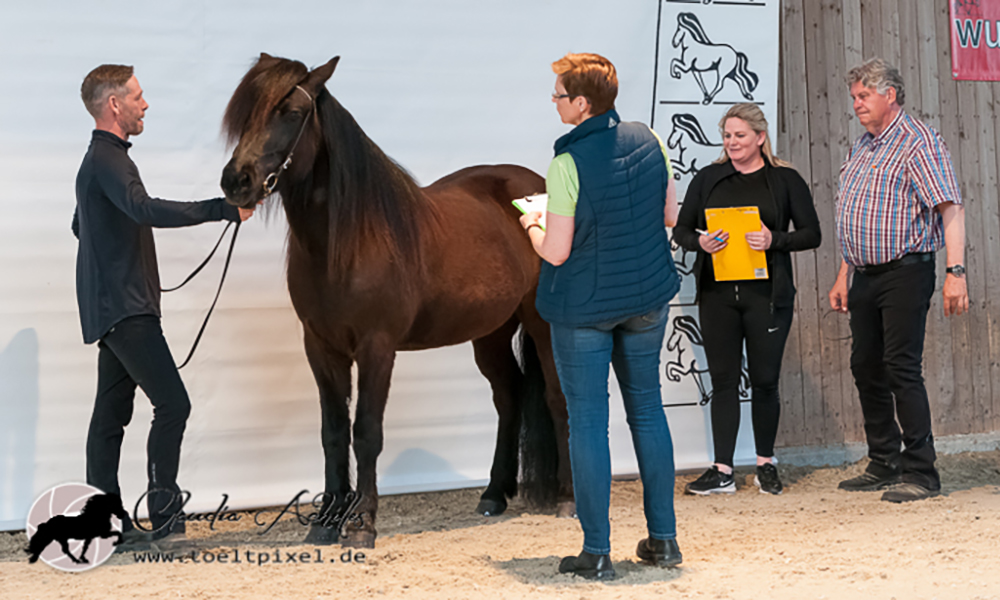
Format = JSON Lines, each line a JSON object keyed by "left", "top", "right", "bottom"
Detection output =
{"left": 222, "top": 166, "right": 253, "bottom": 196}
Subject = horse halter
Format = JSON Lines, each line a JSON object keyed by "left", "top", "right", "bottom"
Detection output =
{"left": 262, "top": 85, "right": 315, "bottom": 198}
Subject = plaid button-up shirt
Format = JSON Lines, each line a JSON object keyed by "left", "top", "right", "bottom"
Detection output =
{"left": 836, "top": 110, "right": 961, "bottom": 267}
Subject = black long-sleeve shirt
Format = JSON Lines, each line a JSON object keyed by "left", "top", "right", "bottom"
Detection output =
{"left": 73, "top": 130, "right": 239, "bottom": 344}
{"left": 674, "top": 159, "right": 821, "bottom": 307}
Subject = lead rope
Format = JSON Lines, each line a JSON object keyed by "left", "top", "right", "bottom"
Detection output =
{"left": 161, "top": 220, "right": 241, "bottom": 369}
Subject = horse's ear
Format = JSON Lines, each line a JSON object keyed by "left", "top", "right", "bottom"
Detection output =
{"left": 260, "top": 52, "right": 273, "bottom": 60}
{"left": 304, "top": 56, "right": 340, "bottom": 93}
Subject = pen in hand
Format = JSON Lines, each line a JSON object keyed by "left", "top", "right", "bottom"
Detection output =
{"left": 696, "top": 229, "right": 726, "bottom": 244}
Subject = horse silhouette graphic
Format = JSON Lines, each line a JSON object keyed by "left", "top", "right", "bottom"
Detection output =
{"left": 667, "top": 113, "right": 722, "bottom": 180}
{"left": 664, "top": 315, "right": 750, "bottom": 406}
{"left": 670, "top": 12, "right": 759, "bottom": 104}
{"left": 26, "top": 493, "right": 128, "bottom": 565}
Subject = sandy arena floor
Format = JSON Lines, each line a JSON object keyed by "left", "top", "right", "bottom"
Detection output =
{"left": 3, "top": 451, "right": 999, "bottom": 600}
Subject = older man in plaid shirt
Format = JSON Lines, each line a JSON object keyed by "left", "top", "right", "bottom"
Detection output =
{"left": 828, "top": 58, "right": 968, "bottom": 503}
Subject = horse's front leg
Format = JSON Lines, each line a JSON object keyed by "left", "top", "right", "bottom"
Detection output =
{"left": 301, "top": 327, "right": 354, "bottom": 545}
{"left": 691, "top": 71, "right": 714, "bottom": 104}
{"left": 341, "top": 338, "right": 396, "bottom": 549}
{"left": 57, "top": 539, "right": 85, "bottom": 564}
{"left": 669, "top": 58, "right": 687, "bottom": 79}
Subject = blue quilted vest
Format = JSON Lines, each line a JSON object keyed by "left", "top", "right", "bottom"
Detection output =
{"left": 535, "top": 110, "right": 680, "bottom": 326}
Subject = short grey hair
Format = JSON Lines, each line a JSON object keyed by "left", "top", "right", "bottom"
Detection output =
{"left": 847, "top": 58, "right": 905, "bottom": 107}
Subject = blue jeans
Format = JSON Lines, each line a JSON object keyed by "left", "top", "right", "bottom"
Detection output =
{"left": 550, "top": 304, "right": 676, "bottom": 555}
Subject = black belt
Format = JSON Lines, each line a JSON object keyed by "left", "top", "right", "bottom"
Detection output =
{"left": 854, "top": 252, "right": 933, "bottom": 276}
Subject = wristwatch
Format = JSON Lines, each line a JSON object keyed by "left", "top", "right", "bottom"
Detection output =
{"left": 946, "top": 264, "right": 966, "bottom": 276}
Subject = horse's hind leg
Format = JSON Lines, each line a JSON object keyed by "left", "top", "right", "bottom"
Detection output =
{"left": 342, "top": 337, "right": 396, "bottom": 549}
{"left": 301, "top": 327, "right": 354, "bottom": 546}
{"left": 471, "top": 317, "right": 523, "bottom": 517}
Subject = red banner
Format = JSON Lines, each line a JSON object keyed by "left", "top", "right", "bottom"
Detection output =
{"left": 951, "top": 0, "right": 1000, "bottom": 80}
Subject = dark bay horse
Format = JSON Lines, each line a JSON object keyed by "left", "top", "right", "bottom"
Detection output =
{"left": 220, "top": 54, "right": 572, "bottom": 547}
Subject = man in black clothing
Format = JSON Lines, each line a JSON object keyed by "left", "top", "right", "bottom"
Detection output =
{"left": 73, "top": 64, "right": 254, "bottom": 540}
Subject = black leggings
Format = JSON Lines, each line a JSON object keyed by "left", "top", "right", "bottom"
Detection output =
{"left": 86, "top": 315, "right": 190, "bottom": 531}
{"left": 698, "top": 279, "right": 793, "bottom": 468}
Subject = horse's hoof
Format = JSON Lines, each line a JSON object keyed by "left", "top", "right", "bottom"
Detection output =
{"left": 340, "top": 530, "right": 376, "bottom": 549}
{"left": 702, "top": 98, "right": 712, "bottom": 105}
{"left": 476, "top": 498, "right": 507, "bottom": 517}
{"left": 304, "top": 525, "right": 339, "bottom": 545}
{"left": 745, "top": 94, "right": 754, "bottom": 101}
{"left": 556, "top": 501, "right": 577, "bottom": 519}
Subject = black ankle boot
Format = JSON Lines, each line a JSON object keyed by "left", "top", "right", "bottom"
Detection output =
{"left": 558, "top": 550, "right": 616, "bottom": 580}
{"left": 636, "top": 537, "right": 682, "bottom": 567}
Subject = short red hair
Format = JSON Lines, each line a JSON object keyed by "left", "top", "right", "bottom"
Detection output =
{"left": 551, "top": 53, "right": 617, "bottom": 115}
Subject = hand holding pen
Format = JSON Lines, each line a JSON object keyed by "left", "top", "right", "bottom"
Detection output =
{"left": 696, "top": 228, "right": 728, "bottom": 253}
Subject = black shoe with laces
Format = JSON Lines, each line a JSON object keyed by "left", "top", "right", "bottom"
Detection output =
{"left": 685, "top": 466, "right": 736, "bottom": 495}
{"left": 558, "top": 550, "right": 615, "bottom": 581}
{"left": 754, "top": 463, "right": 783, "bottom": 495}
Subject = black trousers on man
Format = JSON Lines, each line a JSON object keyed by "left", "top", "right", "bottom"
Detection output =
{"left": 848, "top": 259, "right": 939, "bottom": 490}
{"left": 86, "top": 315, "right": 190, "bottom": 532}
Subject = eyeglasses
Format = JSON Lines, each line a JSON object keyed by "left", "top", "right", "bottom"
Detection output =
{"left": 551, "top": 92, "right": 573, "bottom": 100}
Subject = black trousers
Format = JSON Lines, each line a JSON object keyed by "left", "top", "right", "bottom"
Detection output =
{"left": 86, "top": 315, "right": 190, "bottom": 530}
{"left": 699, "top": 279, "right": 794, "bottom": 468}
{"left": 848, "top": 259, "right": 939, "bottom": 489}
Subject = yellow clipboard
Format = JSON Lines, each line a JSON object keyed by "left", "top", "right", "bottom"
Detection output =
{"left": 705, "top": 206, "right": 769, "bottom": 281}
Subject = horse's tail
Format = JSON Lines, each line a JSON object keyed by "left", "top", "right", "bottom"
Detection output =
{"left": 517, "top": 329, "right": 559, "bottom": 508}
{"left": 25, "top": 522, "right": 54, "bottom": 563}
{"left": 732, "top": 52, "right": 759, "bottom": 94}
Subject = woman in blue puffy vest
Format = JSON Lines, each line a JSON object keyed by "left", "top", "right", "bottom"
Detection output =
{"left": 519, "top": 52, "right": 682, "bottom": 581}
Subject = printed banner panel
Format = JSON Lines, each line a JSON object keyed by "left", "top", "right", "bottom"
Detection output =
{"left": 950, "top": 0, "right": 1000, "bottom": 80}
{"left": 650, "top": 0, "right": 780, "bottom": 306}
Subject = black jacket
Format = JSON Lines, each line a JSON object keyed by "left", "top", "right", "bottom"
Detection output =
{"left": 73, "top": 130, "right": 239, "bottom": 343}
{"left": 673, "top": 159, "right": 821, "bottom": 307}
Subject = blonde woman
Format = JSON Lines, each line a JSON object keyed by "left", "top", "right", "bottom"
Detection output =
{"left": 673, "top": 104, "right": 820, "bottom": 495}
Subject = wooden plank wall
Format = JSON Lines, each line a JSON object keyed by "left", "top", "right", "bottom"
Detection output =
{"left": 774, "top": 0, "right": 1000, "bottom": 450}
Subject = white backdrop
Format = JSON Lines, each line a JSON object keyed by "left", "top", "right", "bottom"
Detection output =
{"left": 0, "top": 0, "right": 778, "bottom": 530}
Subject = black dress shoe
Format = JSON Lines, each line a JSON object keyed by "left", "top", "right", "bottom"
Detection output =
{"left": 558, "top": 550, "right": 616, "bottom": 581}
{"left": 636, "top": 537, "right": 683, "bottom": 567}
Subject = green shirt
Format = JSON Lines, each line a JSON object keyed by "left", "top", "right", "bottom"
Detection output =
{"left": 545, "top": 128, "right": 674, "bottom": 217}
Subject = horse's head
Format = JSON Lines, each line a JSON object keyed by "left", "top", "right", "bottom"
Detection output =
{"left": 221, "top": 54, "right": 340, "bottom": 208}
{"left": 83, "top": 493, "right": 129, "bottom": 522}
{"left": 671, "top": 21, "right": 686, "bottom": 48}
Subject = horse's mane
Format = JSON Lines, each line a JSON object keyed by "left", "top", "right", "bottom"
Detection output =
{"left": 223, "top": 55, "right": 428, "bottom": 276}
{"left": 671, "top": 113, "right": 716, "bottom": 146}
{"left": 314, "top": 89, "right": 427, "bottom": 274}
{"left": 678, "top": 13, "right": 712, "bottom": 45}
{"left": 80, "top": 494, "right": 116, "bottom": 516}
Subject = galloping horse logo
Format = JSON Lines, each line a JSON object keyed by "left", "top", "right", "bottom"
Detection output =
{"left": 664, "top": 315, "right": 751, "bottom": 406}
{"left": 25, "top": 484, "right": 128, "bottom": 571}
{"left": 667, "top": 113, "right": 722, "bottom": 180}
{"left": 670, "top": 12, "right": 759, "bottom": 104}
